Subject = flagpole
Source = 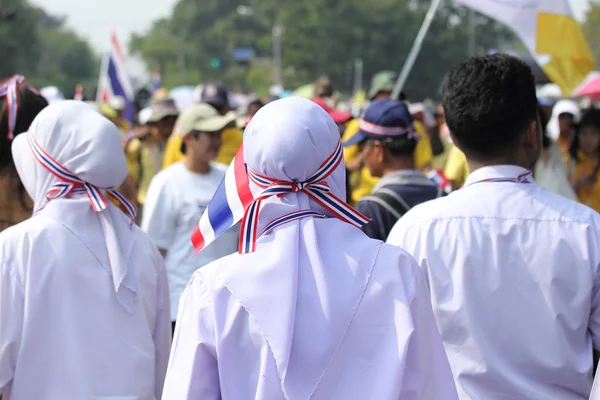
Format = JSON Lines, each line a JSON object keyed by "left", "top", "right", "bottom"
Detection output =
{"left": 96, "top": 52, "right": 109, "bottom": 103}
{"left": 391, "top": 0, "right": 444, "bottom": 99}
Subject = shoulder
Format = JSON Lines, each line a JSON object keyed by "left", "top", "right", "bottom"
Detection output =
{"left": 0, "top": 216, "right": 61, "bottom": 282}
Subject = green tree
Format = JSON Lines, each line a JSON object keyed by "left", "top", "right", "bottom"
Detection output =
{"left": 130, "top": 0, "right": 515, "bottom": 99}
{"left": 0, "top": 0, "right": 98, "bottom": 97}
{"left": 583, "top": 0, "right": 600, "bottom": 66}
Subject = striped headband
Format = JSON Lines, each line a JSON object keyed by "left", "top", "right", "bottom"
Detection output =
{"left": 241, "top": 140, "right": 370, "bottom": 253}
{"left": 358, "top": 119, "right": 420, "bottom": 140}
{"left": 27, "top": 132, "right": 136, "bottom": 220}
{"left": 0, "top": 75, "right": 40, "bottom": 140}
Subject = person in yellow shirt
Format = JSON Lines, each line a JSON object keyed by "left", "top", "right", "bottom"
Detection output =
{"left": 343, "top": 71, "right": 432, "bottom": 204}
{"left": 568, "top": 108, "right": 600, "bottom": 213}
{"left": 124, "top": 97, "right": 179, "bottom": 207}
{"left": 444, "top": 144, "right": 469, "bottom": 190}
{"left": 163, "top": 83, "right": 242, "bottom": 169}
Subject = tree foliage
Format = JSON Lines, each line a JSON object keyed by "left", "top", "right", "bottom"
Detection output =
{"left": 0, "top": 0, "right": 98, "bottom": 98}
{"left": 130, "top": 0, "right": 515, "bottom": 99}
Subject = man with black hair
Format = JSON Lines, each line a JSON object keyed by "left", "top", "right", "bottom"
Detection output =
{"left": 142, "top": 104, "right": 238, "bottom": 332}
{"left": 388, "top": 54, "right": 600, "bottom": 399}
{"left": 346, "top": 99, "right": 441, "bottom": 241}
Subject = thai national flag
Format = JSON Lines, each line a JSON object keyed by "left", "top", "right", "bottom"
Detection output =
{"left": 96, "top": 32, "right": 135, "bottom": 123}
{"left": 427, "top": 168, "right": 452, "bottom": 195}
{"left": 191, "top": 146, "right": 253, "bottom": 253}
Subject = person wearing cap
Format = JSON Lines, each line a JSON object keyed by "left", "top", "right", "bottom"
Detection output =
{"left": 347, "top": 100, "right": 442, "bottom": 241}
{"left": 162, "top": 96, "right": 457, "bottom": 399}
{"left": 387, "top": 54, "right": 600, "bottom": 400}
{"left": 162, "top": 83, "right": 242, "bottom": 170}
{"left": 142, "top": 104, "right": 238, "bottom": 332}
{"left": 342, "top": 70, "right": 433, "bottom": 204}
{"left": 0, "top": 101, "right": 171, "bottom": 399}
{"left": 124, "top": 97, "right": 179, "bottom": 207}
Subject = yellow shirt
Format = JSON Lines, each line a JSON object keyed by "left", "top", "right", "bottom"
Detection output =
{"left": 162, "top": 127, "right": 243, "bottom": 169}
{"left": 444, "top": 145, "right": 469, "bottom": 188}
{"left": 342, "top": 118, "right": 433, "bottom": 204}
{"left": 570, "top": 151, "right": 600, "bottom": 213}
{"left": 125, "top": 137, "right": 165, "bottom": 205}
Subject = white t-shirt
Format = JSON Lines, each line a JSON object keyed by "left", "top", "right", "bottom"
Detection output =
{"left": 142, "top": 162, "right": 239, "bottom": 320}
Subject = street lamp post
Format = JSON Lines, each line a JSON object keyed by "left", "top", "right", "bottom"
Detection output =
{"left": 236, "top": 5, "right": 284, "bottom": 91}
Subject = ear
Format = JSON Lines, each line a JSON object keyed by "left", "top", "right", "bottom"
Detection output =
{"left": 524, "top": 119, "right": 541, "bottom": 152}
{"left": 373, "top": 141, "right": 385, "bottom": 163}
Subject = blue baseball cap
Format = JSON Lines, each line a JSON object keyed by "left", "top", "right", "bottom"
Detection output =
{"left": 201, "top": 83, "right": 229, "bottom": 108}
{"left": 343, "top": 99, "right": 418, "bottom": 147}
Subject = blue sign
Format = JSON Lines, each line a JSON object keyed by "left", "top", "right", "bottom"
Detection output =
{"left": 232, "top": 48, "right": 255, "bottom": 61}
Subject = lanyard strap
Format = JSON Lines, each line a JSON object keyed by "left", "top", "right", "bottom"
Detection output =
{"left": 465, "top": 170, "right": 533, "bottom": 187}
{"left": 28, "top": 133, "right": 136, "bottom": 220}
{"left": 240, "top": 141, "right": 369, "bottom": 254}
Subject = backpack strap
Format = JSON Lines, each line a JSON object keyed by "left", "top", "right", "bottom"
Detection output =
{"left": 362, "top": 188, "right": 411, "bottom": 220}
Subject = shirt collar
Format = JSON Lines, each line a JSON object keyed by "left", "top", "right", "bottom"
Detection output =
{"left": 464, "top": 164, "right": 534, "bottom": 186}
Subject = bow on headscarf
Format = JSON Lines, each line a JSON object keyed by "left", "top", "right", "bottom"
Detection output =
{"left": 0, "top": 75, "right": 39, "bottom": 140}
{"left": 242, "top": 140, "right": 369, "bottom": 253}
{"left": 11, "top": 100, "right": 138, "bottom": 311}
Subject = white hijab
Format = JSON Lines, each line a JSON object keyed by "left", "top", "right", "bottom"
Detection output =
{"left": 547, "top": 99, "right": 581, "bottom": 141}
{"left": 213, "top": 97, "right": 382, "bottom": 397}
{"left": 11, "top": 100, "right": 138, "bottom": 311}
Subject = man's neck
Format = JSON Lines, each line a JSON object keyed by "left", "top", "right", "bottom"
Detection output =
{"left": 382, "top": 158, "right": 416, "bottom": 176}
{"left": 184, "top": 157, "right": 210, "bottom": 174}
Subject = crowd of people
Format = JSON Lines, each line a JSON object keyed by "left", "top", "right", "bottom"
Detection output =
{"left": 0, "top": 53, "right": 599, "bottom": 399}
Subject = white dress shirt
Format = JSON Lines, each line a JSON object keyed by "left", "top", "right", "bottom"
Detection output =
{"left": 388, "top": 165, "right": 600, "bottom": 400}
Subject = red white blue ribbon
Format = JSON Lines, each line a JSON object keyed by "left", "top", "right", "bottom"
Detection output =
{"left": 259, "top": 210, "right": 326, "bottom": 239}
{"left": 240, "top": 140, "right": 370, "bottom": 254}
{"left": 0, "top": 75, "right": 26, "bottom": 140}
{"left": 467, "top": 170, "right": 533, "bottom": 186}
{"left": 27, "top": 133, "right": 136, "bottom": 220}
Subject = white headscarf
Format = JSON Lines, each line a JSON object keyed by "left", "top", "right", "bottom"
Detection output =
{"left": 212, "top": 97, "right": 382, "bottom": 397}
{"left": 547, "top": 99, "right": 581, "bottom": 141}
{"left": 11, "top": 100, "right": 138, "bottom": 311}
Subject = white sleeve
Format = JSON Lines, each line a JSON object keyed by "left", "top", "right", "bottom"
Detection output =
{"left": 162, "top": 273, "right": 220, "bottom": 400}
{"left": 0, "top": 258, "right": 24, "bottom": 395}
{"left": 141, "top": 175, "right": 177, "bottom": 250}
{"left": 153, "top": 255, "right": 172, "bottom": 399}
{"left": 400, "top": 265, "right": 458, "bottom": 399}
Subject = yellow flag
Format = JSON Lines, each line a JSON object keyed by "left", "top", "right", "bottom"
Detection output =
{"left": 455, "top": 0, "right": 595, "bottom": 95}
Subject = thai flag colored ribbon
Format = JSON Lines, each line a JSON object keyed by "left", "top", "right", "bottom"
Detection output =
{"left": 240, "top": 140, "right": 370, "bottom": 254}
{"left": 467, "top": 170, "right": 533, "bottom": 186}
{"left": 190, "top": 141, "right": 370, "bottom": 255}
{"left": 27, "top": 133, "right": 136, "bottom": 220}
{"left": 0, "top": 75, "right": 26, "bottom": 140}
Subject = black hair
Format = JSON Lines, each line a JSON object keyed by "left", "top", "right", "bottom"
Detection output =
{"left": 0, "top": 82, "right": 48, "bottom": 210}
{"left": 442, "top": 54, "right": 538, "bottom": 160}
{"left": 569, "top": 107, "right": 600, "bottom": 162}
{"left": 367, "top": 136, "right": 418, "bottom": 157}
{"left": 247, "top": 99, "right": 264, "bottom": 114}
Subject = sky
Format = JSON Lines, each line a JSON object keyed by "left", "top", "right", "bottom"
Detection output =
{"left": 30, "top": 0, "right": 593, "bottom": 54}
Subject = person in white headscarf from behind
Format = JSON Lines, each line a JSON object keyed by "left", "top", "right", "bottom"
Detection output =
{"left": 162, "top": 97, "right": 457, "bottom": 399}
{"left": 0, "top": 101, "right": 171, "bottom": 399}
